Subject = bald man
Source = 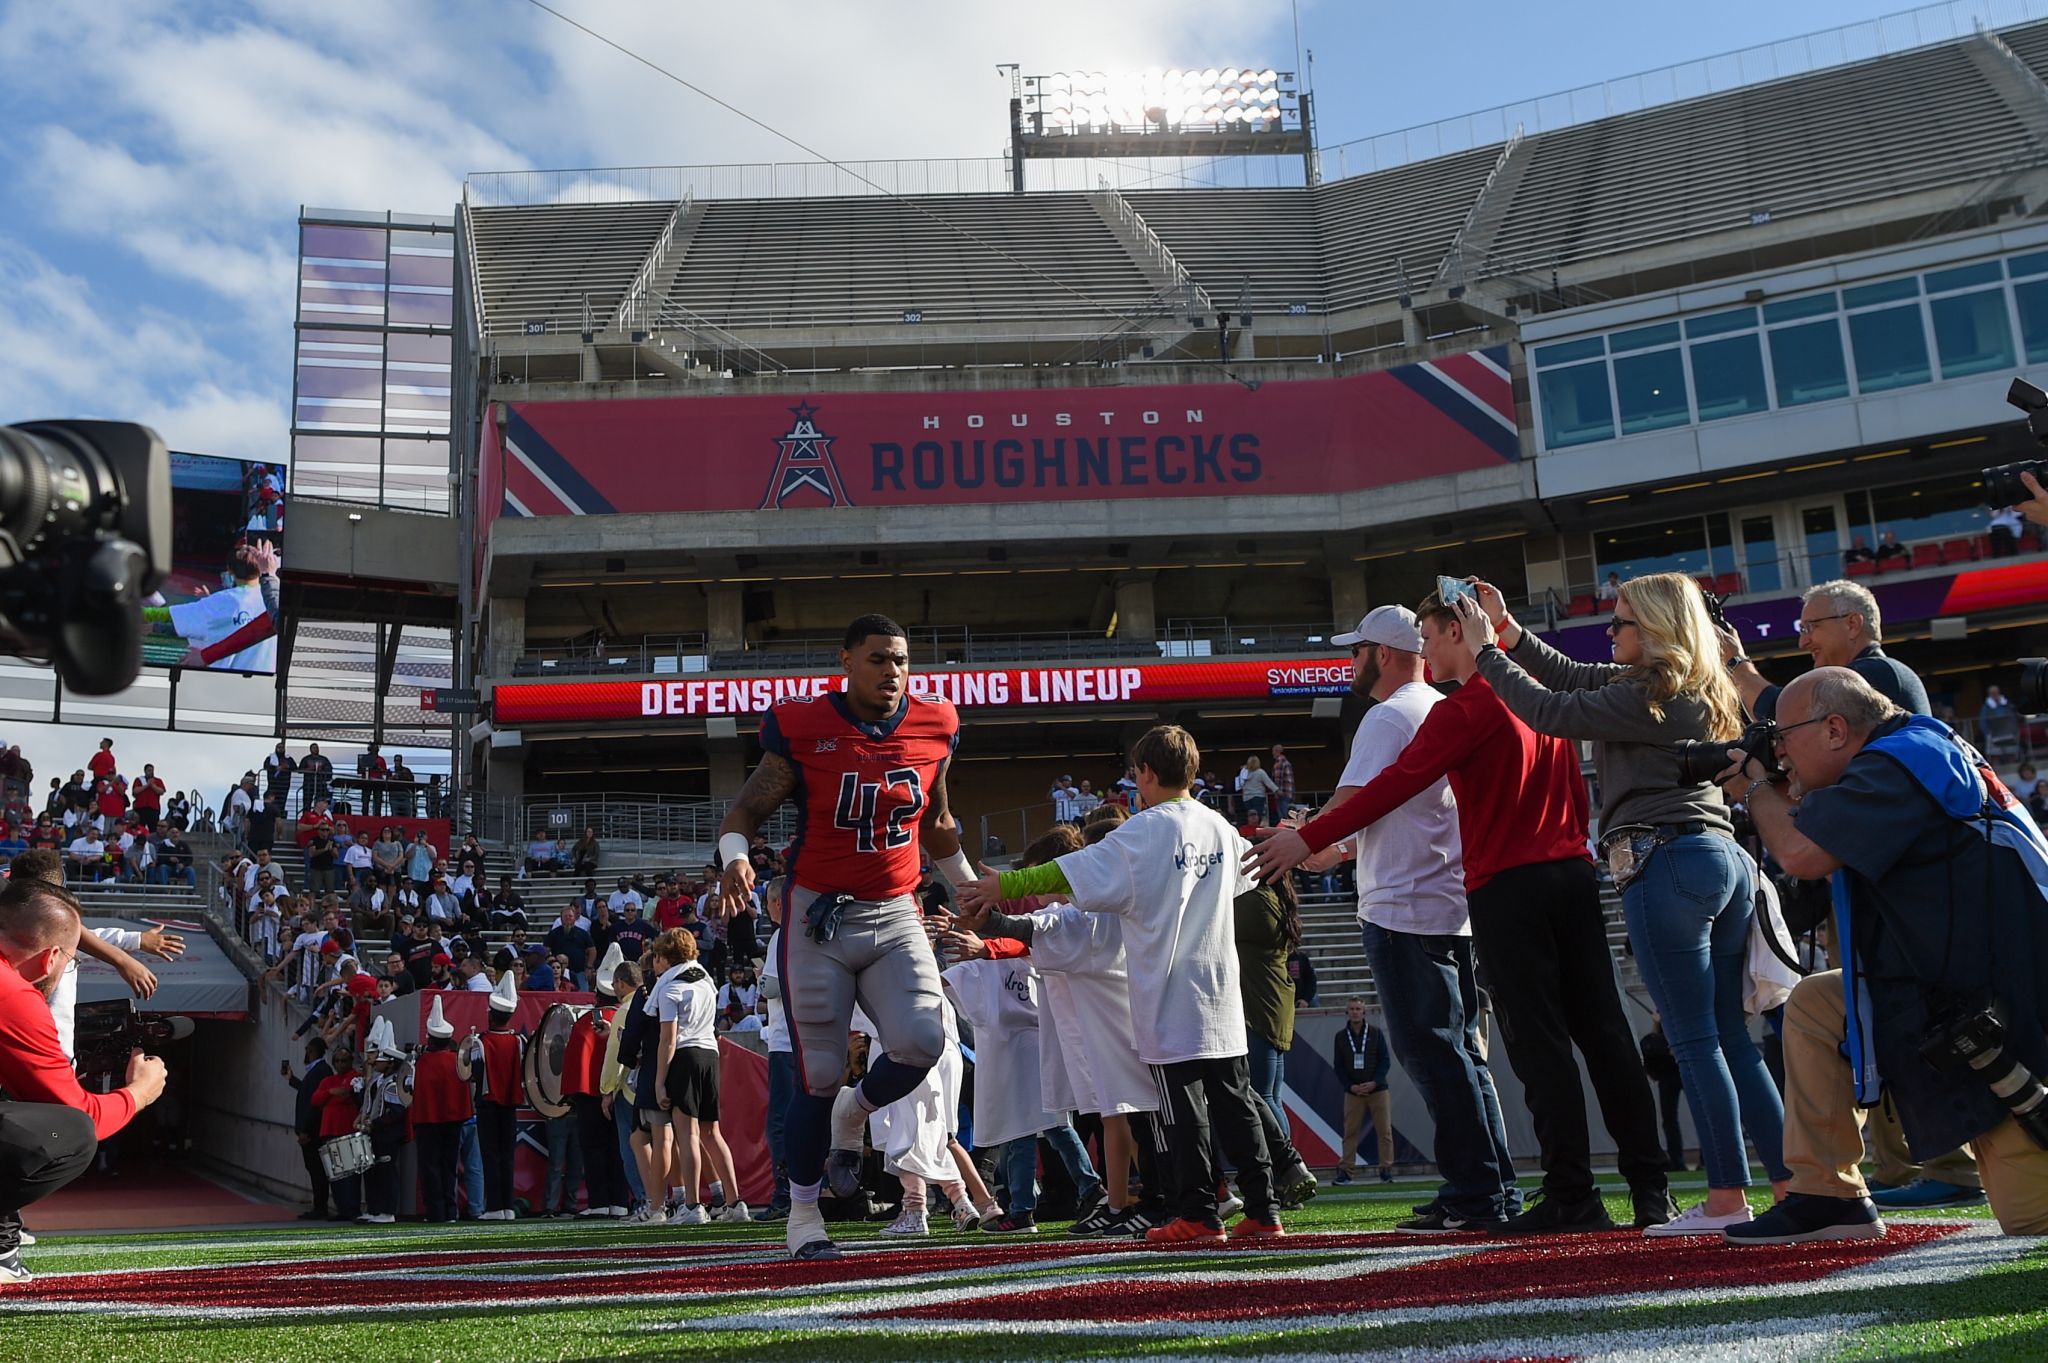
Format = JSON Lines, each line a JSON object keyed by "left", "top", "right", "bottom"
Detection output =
{"left": 0, "top": 878, "right": 168, "bottom": 1283}
{"left": 9, "top": 848, "right": 184, "bottom": 1060}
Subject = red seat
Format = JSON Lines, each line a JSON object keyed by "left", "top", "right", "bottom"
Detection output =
{"left": 1941, "top": 538, "right": 1977, "bottom": 564}
{"left": 1712, "top": 572, "right": 1742, "bottom": 597}
{"left": 2024, "top": 530, "right": 2042, "bottom": 553}
{"left": 1876, "top": 556, "right": 1907, "bottom": 573}
{"left": 1846, "top": 560, "right": 1878, "bottom": 578}
{"left": 1568, "top": 594, "right": 1597, "bottom": 618}
{"left": 1911, "top": 544, "right": 1943, "bottom": 569}
{"left": 1979, "top": 534, "right": 1996, "bottom": 559}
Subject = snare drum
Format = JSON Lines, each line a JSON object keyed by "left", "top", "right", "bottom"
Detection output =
{"left": 319, "top": 1131, "right": 375, "bottom": 1180}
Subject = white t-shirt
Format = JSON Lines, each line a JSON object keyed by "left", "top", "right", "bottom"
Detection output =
{"left": 1052, "top": 798, "right": 1250, "bottom": 1066}
{"left": 1336, "top": 681, "right": 1469, "bottom": 937}
{"left": 68, "top": 836, "right": 104, "bottom": 860}
{"left": 648, "top": 961, "right": 717, "bottom": 1052}
{"left": 607, "top": 889, "right": 643, "bottom": 916}
{"left": 168, "top": 582, "right": 275, "bottom": 673}
{"left": 291, "top": 929, "right": 327, "bottom": 991}
{"left": 344, "top": 844, "right": 373, "bottom": 869}
{"left": 758, "top": 930, "right": 790, "bottom": 1053}
{"left": 942, "top": 957, "right": 1055, "bottom": 1146}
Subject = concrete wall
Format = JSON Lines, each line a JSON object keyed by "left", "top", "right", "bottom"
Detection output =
{"left": 186, "top": 986, "right": 318, "bottom": 1204}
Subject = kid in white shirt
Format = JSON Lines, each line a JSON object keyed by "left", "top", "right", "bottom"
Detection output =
{"left": 961, "top": 724, "right": 1280, "bottom": 1242}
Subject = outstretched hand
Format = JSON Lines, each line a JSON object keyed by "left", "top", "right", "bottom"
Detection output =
{"left": 1242, "top": 825, "right": 1312, "bottom": 884}
{"left": 955, "top": 864, "right": 1002, "bottom": 915}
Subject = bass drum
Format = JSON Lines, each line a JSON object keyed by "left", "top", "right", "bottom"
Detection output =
{"left": 523, "top": 1002, "right": 589, "bottom": 1119}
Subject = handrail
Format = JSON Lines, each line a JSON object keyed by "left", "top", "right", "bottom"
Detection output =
{"left": 458, "top": 186, "right": 491, "bottom": 338}
{"left": 1090, "top": 177, "right": 1213, "bottom": 307}
{"left": 1434, "top": 124, "right": 1524, "bottom": 291}
{"left": 615, "top": 192, "right": 693, "bottom": 333}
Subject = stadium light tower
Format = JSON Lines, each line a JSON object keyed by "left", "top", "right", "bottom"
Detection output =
{"left": 1008, "top": 64, "right": 1312, "bottom": 191}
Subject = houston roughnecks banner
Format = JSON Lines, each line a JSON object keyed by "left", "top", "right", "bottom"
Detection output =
{"left": 480, "top": 347, "right": 1515, "bottom": 519}
{"left": 492, "top": 657, "right": 1356, "bottom": 724}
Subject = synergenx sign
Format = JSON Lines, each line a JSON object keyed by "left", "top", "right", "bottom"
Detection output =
{"left": 491, "top": 658, "right": 1356, "bottom": 724}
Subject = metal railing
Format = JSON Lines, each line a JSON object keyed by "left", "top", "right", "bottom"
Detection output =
{"left": 614, "top": 191, "right": 692, "bottom": 332}
{"left": 470, "top": 792, "right": 796, "bottom": 849}
{"left": 1091, "top": 177, "right": 1211, "bottom": 306}
{"left": 510, "top": 634, "right": 710, "bottom": 678}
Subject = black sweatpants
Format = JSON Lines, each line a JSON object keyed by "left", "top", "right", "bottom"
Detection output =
{"left": 571, "top": 1094, "right": 627, "bottom": 1212}
{"left": 364, "top": 1116, "right": 406, "bottom": 1218}
{"left": 298, "top": 1133, "right": 331, "bottom": 1215}
{"left": 1154, "top": 1055, "right": 1275, "bottom": 1226}
{"left": 477, "top": 1100, "right": 518, "bottom": 1213}
{"left": 0, "top": 1102, "right": 96, "bottom": 1252}
{"left": 416, "top": 1121, "right": 462, "bottom": 1222}
{"left": 1465, "top": 857, "right": 1669, "bottom": 1201}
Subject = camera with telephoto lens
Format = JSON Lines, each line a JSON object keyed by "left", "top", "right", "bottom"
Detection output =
{"left": 71, "top": 997, "right": 193, "bottom": 1086}
{"left": 1673, "top": 718, "right": 1783, "bottom": 787}
{"left": 2019, "top": 657, "right": 2048, "bottom": 714}
{"left": 1987, "top": 377, "right": 2048, "bottom": 506}
{"left": 0, "top": 420, "right": 170, "bottom": 695}
{"left": 1919, "top": 1003, "right": 2048, "bottom": 1151}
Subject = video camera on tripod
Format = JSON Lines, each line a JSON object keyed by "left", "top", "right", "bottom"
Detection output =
{"left": 71, "top": 997, "right": 193, "bottom": 1087}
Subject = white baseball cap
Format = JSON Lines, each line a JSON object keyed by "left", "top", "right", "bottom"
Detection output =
{"left": 1331, "top": 605, "right": 1423, "bottom": 653}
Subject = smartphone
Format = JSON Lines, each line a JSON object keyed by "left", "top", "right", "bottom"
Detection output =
{"left": 1436, "top": 575, "right": 1477, "bottom": 606}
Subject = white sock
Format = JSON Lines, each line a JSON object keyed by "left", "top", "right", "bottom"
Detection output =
{"left": 707, "top": 1180, "right": 724, "bottom": 1203}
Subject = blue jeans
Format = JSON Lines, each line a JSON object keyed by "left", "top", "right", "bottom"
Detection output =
{"left": 1622, "top": 833, "right": 1788, "bottom": 1190}
{"left": 1042, "top": 1120, "right": 1103, "bottom": 1203}
{"left": 457, "top": 1117, "right": 485, "bottom": 1216}
{"left": 1000, "top": 1135, "right": 1040, "bottom": 1215}
{"left": 767, "top": 1049, "right": 796, "bottom": 1211}
{"left": 611, "top": 1095, "right": 645, "bottom": 1207}
{"left": 1247, "top": 1032, "right": 1290, "bottom": 1137}
{"left": 1360, "top": 923, "right": 1518, "bottom": 1221}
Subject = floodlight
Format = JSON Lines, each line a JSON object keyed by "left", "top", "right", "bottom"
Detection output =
{"left": 1259, "top": 87, "right": 1280, "bottom": 105}
{"left": 1258, "top": 67, "right": 1277, "bottom": 84}
{"left": 1221, "top": 68, "right": 1240, "bottom": 84}
{"left": 1260, "top": 105, "right": 1281, "bottom": 122}
{"left": 1200, "top": 67, "right": 1220, "bottom": 83}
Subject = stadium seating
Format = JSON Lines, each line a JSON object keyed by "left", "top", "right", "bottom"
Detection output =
{"left": 1911, "top": 543, "right": 1944, "bottom": 570}
{"left": 1942, "top": 537, "right": 1979, "bottom": 564}
{"left": 1120, "top": 188, "right": 1322, "bottom": 314}
{"left": 467, "top": 201, "right": 679, "bottom": 337}
{"left": 1313, "top": 146, "right": 1508, "bottom": 311}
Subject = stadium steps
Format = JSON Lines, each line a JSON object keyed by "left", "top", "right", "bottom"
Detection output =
{"left": 467, "top": 200, "right": 678, "bottom": 337}
{"left": 1316, "top": 146, "right": 1507, "bottom": 313}
{"left": 1965, "top": 29, "right": 2048, "bottom": 146}
{"left": 1123, "top": 188, "right": 1323, "bottom": 317}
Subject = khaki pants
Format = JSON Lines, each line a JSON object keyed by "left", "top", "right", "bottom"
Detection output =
{"left": 1866, "top": 1095, "right": 1980, "bottom": 1189}
{"left": 1342, "top": 1088, "right": 1395, "bottom": 1169}
{"left": 1783, "top": 971, "right": 2048, "bottom": 1234}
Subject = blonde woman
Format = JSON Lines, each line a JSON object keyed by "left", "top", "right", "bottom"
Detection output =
{"left": 1450, "top": 573, "right": 1786, "bottom": 1237}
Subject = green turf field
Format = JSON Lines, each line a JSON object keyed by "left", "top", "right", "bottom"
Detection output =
{"left": 8, "top": 1176, "right": 2043, "bottom": 1362}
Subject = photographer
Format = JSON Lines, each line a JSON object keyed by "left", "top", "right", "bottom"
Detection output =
{"left": 1717, "top": 668, "right": 2048, "bottom": 1241}
{"left": 1720, "top": 579, "right": 1927, "bottom": 723}
{"left": 0, "top": 878, "right": 168, "bottom": 1283}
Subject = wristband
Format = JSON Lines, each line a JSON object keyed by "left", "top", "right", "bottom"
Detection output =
{"left": 936, "top": 850, "right": 976, "bottom": 887}
{"left": 1727, "top": 655, "right": 1751, "bottom": 669}
{"left": 717, "top": 833, "right": 752, "bottom": 870}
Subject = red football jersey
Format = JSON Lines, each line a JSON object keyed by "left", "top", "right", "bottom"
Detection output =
{"left": 761, "top": 691, "right": 958, "bottom": 902}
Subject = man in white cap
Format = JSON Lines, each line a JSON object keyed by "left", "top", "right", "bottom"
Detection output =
{"left": 412, "top": 995, "right": 474, "bottom": 1222}
{"left": 567, "top": 944, "right": 632, "bottom": 1217}
{"left": 357, "top": 1018, "right": 413, "bottom": 1224}
{"left": 1247, "top": 604, "right": 1520, "bottom": 1232}
{"left": 472, "top": 971, "right": 524, "bottom": 1219}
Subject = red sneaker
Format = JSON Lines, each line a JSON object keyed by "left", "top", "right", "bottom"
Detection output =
{"left": 1145, "top": 1216, "right": 1227, "bottom": 1245}
{"left": 1227, "top": 1217, "right": 1285, "bottom": 1239}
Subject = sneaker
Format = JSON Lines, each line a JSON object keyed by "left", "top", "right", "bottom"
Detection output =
{"left": 366, "top": 1214, "right": 396, "bottom": 1225}
{"left": 790, "top": 1237, "right": 843, "bottom": 1260}
{"left": 716, "top": 1202, "right": 752, "bottom": 1224}
{"left": 1145, "top": 1216, "right": 1227, "bottom": 1245}
{"left": 1278, "top": 1164, "right": 1318, "bottom": 1210}
{"left": 1397, "top": 1205, "right": 1501, "bottom": 1233}
{"left": 755, "top": 1205, "right": 790, "bottom": 1223}
{"left": 1227, "top": 1216, "right": 1286, "bottom": 1239}
{"left": 634, "top": 1205, "right": 667, "bottom": 1225}
{"left": 1332, "top": 1167, "right": 1353, "bottom": 1186}
{"left": 949, "top": 1203, "right": 982, "bottom": 1234}
{"left": 1379, "top": 1168, "right": 1396, "bottom": 1184}
{"left": 1497, "top": 1190, "right": 1615, "bottom": 1236}
{"left": 1642, "top": 1201, "right": 1755, "bottom": 1237}
{"left": 670, "top": 1203, "right": 712, "bottom": 1226}
{"left": 1074, "top": 1184, "right": 1107, "bottom": 1221}
{"left": 1724, "top": 1193, "right": 1885, "bottom": 1246}
{"left": 1218, "top": 1192, "right": 1245, "bottom": 1221}
{"left": 1068, "top": 1203, "right": 1123, "bottom": 1237}
{"left": 824, "top": 1149, "right": 865, "bottom": 1201}
{"left": 1411, "top": 1199, "right": 1440, "bottom": 1215}
{"left": 1869, "top": 1178, "right": 1986, "bottom": 1210}
{"left": 983, "top": 1212, "right": 1038, "bottom": 1234}
{"left": 0, "top": 1248, "right": 30, "bottom": 1285}
{"left": 879, "top": 1209, "right": 929, "bottom": 1237}
{"left": 577, "top": 1205, "right": 605, "bottom": 1218}
{"left": 786, "top": 1202, "right": 835, "bottom": 1260}
{"left": 1105, "top": 1207, "right": 1154, "bottom": 1237}
{"left": 18, "top": 1231, "right": 36, "bottom": 1246}
{"left": 1632, "top": 1188, "right": 1681, "bottom": 1230}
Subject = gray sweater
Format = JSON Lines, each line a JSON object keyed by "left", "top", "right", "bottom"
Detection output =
{"left": 1473, "top": 632, "right": 1733, "bottom": 838}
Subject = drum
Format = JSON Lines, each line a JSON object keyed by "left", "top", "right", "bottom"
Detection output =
{"left": 319, "top": 1131, "right": 375, "bottom": 1180}
{"left": 523, "top": 1002, "right": 588, "bottom": 1119}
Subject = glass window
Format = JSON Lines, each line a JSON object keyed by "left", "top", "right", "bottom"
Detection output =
{"left": 1869, "top": 474, "right": 1989, "bottom": 546}
{"left": 1930, "top": 289, "right": 2015, "bottom": 378}
{"left": 1691, "top": 334, "right": 1768, "bottom": 420}
{"left": 1741, "top": 516, "right": 1781, "bottom": 593}
{"left": 1767, "top": 319, "right": 1850, "bottom": 406}
{"left": 1925, "top": 261, "right": 2001, "bottom": 293}
{"left": 291, "top": 434, "right": 382, "bottom": 503}
{"left": 1848, "top": 305, "right": 1931, "bottom": 392}
{"left": 1763, "top": 292, "right": 1837, "bottom": 324}
{"left": 1684, "top": 308, "right": 1758, "bottom": 339}
{"left": 1844, "top": 277, "right": 1920, "bottom": 308}
{"left": 1707, "top": 514, "right": 1736, "bottom": 578}
{"left": 1612, "top": 349, "right": 1689, "bottom": 434}
{"left": 1803, "top": 505, "right": 1842, "bottom": 583}
{"left": 2008, "top": 250, "right": 2048, "bottom": 280}
{"left": 1537, "top": 362, "right": 1615, "bottom": 448}
{"left": 1609, "top": 322, "right": 1681, "bottom": 353}
{"left": 2016, "top": 279, "right": 2048, "bottom": 364}
{"left": 1595, "top": 518, "right": 1712, "bottom": 583}
{"left": 1533, "top": 336, "right": 1604, "bottom": 367}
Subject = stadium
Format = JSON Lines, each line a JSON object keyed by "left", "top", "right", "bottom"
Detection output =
{"left": 8, "top": 5, "right": 2048, "bottom": 1361}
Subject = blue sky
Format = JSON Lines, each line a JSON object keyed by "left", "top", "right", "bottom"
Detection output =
{"left": 0, "top": 0, "right": 1994, "bottom": 463}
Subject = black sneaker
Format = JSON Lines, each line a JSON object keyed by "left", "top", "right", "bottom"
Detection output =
{"left": 1632, "top": 1187, "right": 1681, "bottom": 1230}
{"left": 823, "top": 1149, "right": 864, "bottom": 1200}
{"left": 1277, "top": 1165, "right": 1319, "bottom": 1210}
{"left": 1498, "top": 1190, "right": 1615, "bottom": 1236}
{"left": 983, "top": 1212, "right": 1039, "bottom": 1234}
{"left": 1073, "top": 1185, "right": 1107, "bottom": 1221}
{"left": 1723, "top": 1194, "right": 1885, "bottom": 1246}
{"left": 1067, "top": 1204, "right": 1123, "bottom": 1238}
{"left": 1332, "top": 1167, "right": 1353, "bottom": 1185}
{"left": 1397, "top": 1205, "right": 1501, "bottom": 1233}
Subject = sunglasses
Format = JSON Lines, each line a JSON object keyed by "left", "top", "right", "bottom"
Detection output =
{"left": 1606, "top": 615, "right": 1640, "bottom": 636}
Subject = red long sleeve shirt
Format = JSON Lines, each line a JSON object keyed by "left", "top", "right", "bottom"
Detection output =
{"left": 0, "top": 956, "right": 138, "bottom": 1140}
{"left": 1299, "top": 674, "right": 1591, "bottom": 893}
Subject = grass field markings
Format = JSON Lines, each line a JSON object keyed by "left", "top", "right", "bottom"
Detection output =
{"left": 1128, "top": 1316, "right": 1878, "bottom": 1363}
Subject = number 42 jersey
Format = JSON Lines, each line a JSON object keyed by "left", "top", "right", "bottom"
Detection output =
{"left": 760, "top": 691, "right": 959, "bottom": 902}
